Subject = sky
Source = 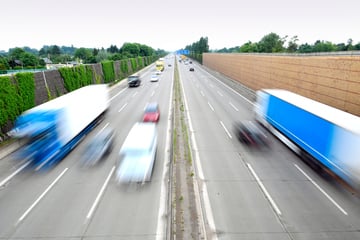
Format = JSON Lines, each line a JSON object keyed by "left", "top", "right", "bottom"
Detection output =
{"left": 1, "top": 0, "right": 360, "bottom": 52}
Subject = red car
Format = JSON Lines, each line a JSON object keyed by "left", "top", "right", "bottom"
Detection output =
{"left": 143, "top": 103, "right": 160, "bottom": 122}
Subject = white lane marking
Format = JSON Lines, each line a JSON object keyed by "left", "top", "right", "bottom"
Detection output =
{"left": 109, "top": 87, "right": 127, "bottom": 102}
{"left": 220, "top": 121, "right": 232, "bottom": 139}
{"left": 156, "top": 71, "right": 174, "bottom": 240}
{"left": 294, "top": 164, "right": 348, "bottom": 215}
{"left": 197, "top": 67, "right": 253, "bottom": 105}
{"left": 0, "top": 161, "right": 31, "bottom": 188}
{"left": 180, "top": 67, "right": 217, "bottom": 239}
{"left": 132, "top": 92, "right": 138, "bottom": 97}
{"left": 247, "top": 163, "right": 282, "bottom": 216}
{"left": 18, "top": 168, "right": 68, "bottom": 223}
{"left": 86, "top": 166, "right": 115, "bottom": 220}
{"left": 200, "top": 90, "right": 205, "bottom": 97}
{"left": 208, "top": 102, "right": 214, "bottom": 112}
{"left": 229, "top": 102, "right": 239, "bottom": 112}
{"left": 151, "top": 91, "right": 155, "bottom": 97}
{"left": 217, "top": 91, "right": 223, "bottom": 97}
{"left": 118, "top": 103, "right": 128, "bottom": 112}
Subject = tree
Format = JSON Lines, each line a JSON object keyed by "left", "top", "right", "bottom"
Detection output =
{"left": 257, "top": 32, "right": 285, "bottom": 53}
{"left": 312, "top": 40, "right": 336, "bottom": 52}
{"left": 286, "top": 36, "right": 299, "bottom": 52}
{"left": 107, "top": 45, "right": 118, "bottom": 53}
{"left": 74, "top": 48, "right": 92, "bottom": 63}
{"left": 120, "top": 43, "right": 140, "bottom": 57}
{"left": 239, "top": 41, "right": 259, "bottom": 52}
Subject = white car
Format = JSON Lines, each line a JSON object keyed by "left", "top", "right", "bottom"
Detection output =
{"left": 116, "top": 122, "right": 157, "bottom": 183}
{"left": 150, "top": 74, "right": 159, "bottom": 82}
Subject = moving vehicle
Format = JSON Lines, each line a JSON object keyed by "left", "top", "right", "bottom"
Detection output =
{"left": 150, "top": 74, "right": 159, "bottom": 82}
{"left": 234, "top": 121, "right": 269, "bottom": 147}
{"left": 116, "top": 122, "right": 157, "bottom": 183}
{"left": 155, "top": 59, "right": 165, "bottom": 72}
{"left": 10, "top": 84, "right": 109, "bottom": 170}
{"left": 255, "top": 89, "right": 360, "bottom": 189}
{"left": 189, "top": 67, "right": 194, "bottom": 71}
{"left": 128, "top": 74, "right": 141, "bottom": 87}
{"left": 81, "top": 127, "right": 114, "bottom": 166}
{"left": 143, "top": 103, "right": 160, "bottom": 122}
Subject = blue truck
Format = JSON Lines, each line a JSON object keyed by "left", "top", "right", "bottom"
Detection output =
{"left": 10, "top": 84, "right": 109, "bottom": 170}
{"left": 255, "top": 89, "right": 360, "bottom": 188}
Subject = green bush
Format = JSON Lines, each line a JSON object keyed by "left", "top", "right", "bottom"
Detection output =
{"left": 59, "top": 65, "right": 93, "bottom": 91}
{"left": 14, "top": 72, "right": 35, "bottom": 112}
{"left": 130, "top": 58, "right": 137, "bottom": 73}
{"left": 0, "top": 76, "right": 21, "bottom": 127}
{"left": 101, "top": 61, "right": 115, "bottom": 83}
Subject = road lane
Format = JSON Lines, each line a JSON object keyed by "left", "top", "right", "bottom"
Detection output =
{"left": 178, "top": 59, "right": 360, "bottom": 239}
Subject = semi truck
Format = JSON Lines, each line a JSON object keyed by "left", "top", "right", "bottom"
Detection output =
{"left": 10, "top": 84, "right": 110, "bottom": 170}
{"left": 255, "top": 89, "right": 360, "bottom": 189}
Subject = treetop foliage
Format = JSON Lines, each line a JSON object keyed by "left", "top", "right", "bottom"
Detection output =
{"left": 0, "top": 43, "right": 165, "bottom": 70}
{"left": 212, "top": 32, "right": 360, "bottom": 53}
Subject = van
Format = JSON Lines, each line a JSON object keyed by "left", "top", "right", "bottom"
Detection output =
{"left": 116, "top": 122, "right": 157, "bottom": 183}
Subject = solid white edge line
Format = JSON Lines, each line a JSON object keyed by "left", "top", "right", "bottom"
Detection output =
{"left": 18, "top": 168, "right": 68, "bottom": 223}
{"left": 220, "top": 121, "right": 232, "bottom": 139}
{"left": 294, "top": 164, "right": 348, "bottom": 215}
{"left": 180, "top": 66, "right": 217, "bottom": 239}
{"left": 155, "top": 67, "right": 174, "bottom": 240}
{"left": 86, "top": 166, "right": 115, "bottom": 220}
{"left": 247, "top": 163, "right": 282, "bottom": 216}
{"left": 207, "top": 102, "right": 214, "bottom": 112}
{"left": 0, "top": 161, "right": 31, "bottom": 188}
{"left": 118, "top": 103, "right": 128, "bottom": 112}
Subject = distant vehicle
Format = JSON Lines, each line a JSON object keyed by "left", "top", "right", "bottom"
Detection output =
{"left": 81, "top": 128, "right": 114, "bottom": 166}
{"left": 143, "top": 102, "right": 160, "bottom": 122}
{"left": 233, "top": 121, "right": 269, "bottom": 147}
{"left": 128, "top": 75, "right": 141, "bottom": 87}
{"left": 116, "top": 122, "right": 158, "bottom": 183}
{"left": 9, "top": 85, "right": 109, "bottom": 170}
{"left": 155, "top": 70, "right": 162, "bottom": 75}
{"left": 150, "top": 74, "right": 159, "bottom": 82}
{"left": 255, "top": 89, "right": 360, "bottom": 189}
{"left": 155, "top": 59, "right": 165, "bottom": 72}
{"left": 168, "top": 64, "right": 172, "bottom": 67}
{"left": 189, "top": 67, "right": 194, "bottom": 71}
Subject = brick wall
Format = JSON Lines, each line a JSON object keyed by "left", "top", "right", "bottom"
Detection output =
{"left": 203, "top": 53, "right": 360, "bottom": 116}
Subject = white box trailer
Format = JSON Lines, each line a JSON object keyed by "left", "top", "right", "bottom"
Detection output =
{"left": 11, "top": 84, "right": 110, "bottom": 169}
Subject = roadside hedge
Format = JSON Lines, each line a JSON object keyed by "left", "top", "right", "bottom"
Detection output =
{"left": 59, "top": 65, "right": 93, "bottom": 91}
{"left": 101, "top": 61, "right": 115, "bottom": 83}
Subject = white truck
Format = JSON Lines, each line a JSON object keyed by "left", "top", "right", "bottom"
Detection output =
{"left": 10, "top": 84, "right": 109, "bottom": 170}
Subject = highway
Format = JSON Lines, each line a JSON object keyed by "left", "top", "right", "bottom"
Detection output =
{"left": 0, "top": 61, "right": 174, "bottom": 239}
{"left": 178, "top": 59, "right": 360, "bottom": 240}
{"left": 1, "top": 56, "right": 360, "bottom": 240}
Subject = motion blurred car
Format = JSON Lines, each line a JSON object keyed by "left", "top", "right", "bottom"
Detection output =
{"left": 189, "top": 67, "right": 194, "bottom": 71}
{"left": 116, "top": 122, "right": 157, "bottom": 183}
{"left": 233, "top": 121, "right": 269, "bottom": 147}
{"left": 128, "top": 74, "right": 141, "bottom": 87}
{"left": 150, "top": 74, "right": 159, "bottom": 82}
{"left": 143, "top": 103, "right": 160, "bottom": 122}
{"left": 81, "top": 128, "right": 115, "bottom": 166}
{"left": 155, "top": 70, "right": 162, "bottom": 75}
